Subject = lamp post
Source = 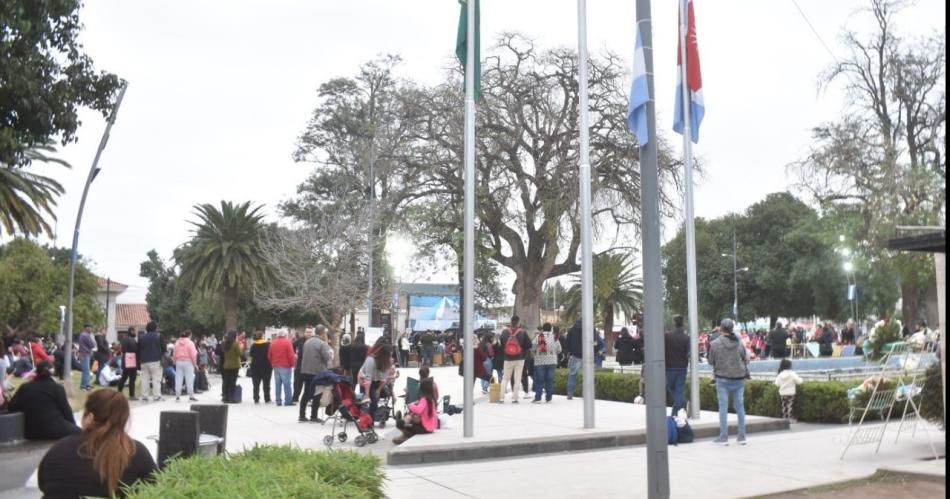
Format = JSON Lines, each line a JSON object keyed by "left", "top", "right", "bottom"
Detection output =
{"left": 58, "top": 305, "right": 66, "bottom": 345}
{"left": 838, "top": 235, "right": 859, "bottom": 325}
{"left": 721, "top": 232, "right": 749, "bottom": 322}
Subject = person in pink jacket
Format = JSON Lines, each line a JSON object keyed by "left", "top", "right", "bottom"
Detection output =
{"left": 393, "top": 377, "right": 438, "bottom": 444}
{"left": 172, "top": 330, "right": 199, "bottom": 402}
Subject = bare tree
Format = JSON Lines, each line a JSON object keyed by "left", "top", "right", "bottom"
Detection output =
{"left": 790, "top": 0, "right": 946, "bottom": 323}
{"left": 404, "top": 35, "right": 682, "bottom": 331}
{"left": 256, "top": 188, "right": 380, "bottom": 333}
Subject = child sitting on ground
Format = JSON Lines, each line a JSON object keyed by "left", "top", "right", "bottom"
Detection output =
{"left": 774, "top": 358, "right": 803, "bottom": 422}
{"left": 394, "top": 377, "right": 439, "bottom": 444}
{"left": 418, "top": 366, "right": 439, "bottom": 400}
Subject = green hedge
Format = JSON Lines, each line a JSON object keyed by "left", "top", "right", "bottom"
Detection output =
{"left": 553, "top": 369, "right": 853, "bottom": 423}
{"left": 920, "top": 362, "right": 944, "bottom": 429}
{"left": 125, "top": 445, "right": 385, "bottom": 498}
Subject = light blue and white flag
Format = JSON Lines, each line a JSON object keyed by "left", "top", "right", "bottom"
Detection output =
{"left": 626, "top": 25, "right": 650, "bottom": 146}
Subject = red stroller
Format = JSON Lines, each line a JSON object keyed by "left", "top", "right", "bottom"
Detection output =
{"left": 324, "top": 379, "right": 379, "bottom": 447}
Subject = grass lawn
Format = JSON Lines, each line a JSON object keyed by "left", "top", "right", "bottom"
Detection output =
{"left": 8, "top": 371, "right": 140, "bottom": 412}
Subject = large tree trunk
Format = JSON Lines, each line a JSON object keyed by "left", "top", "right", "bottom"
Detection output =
{"left": 223, "top": 285, "right": 238, "bottom": 333}
{"left": 512, "top": 274, "right": 543, "bottom": 333}
{"left": 900, "top": 282, "right": 919, "bottom": 329}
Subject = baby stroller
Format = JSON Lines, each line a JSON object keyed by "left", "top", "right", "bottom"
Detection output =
{"left": 374, "top": 379, "right": 397, "bottom": 428}
{"left": 324, "top": 378, "right": 379, "bottom": 448}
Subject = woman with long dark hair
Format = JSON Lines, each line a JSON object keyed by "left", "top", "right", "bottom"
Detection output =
{"left": 358, "top": 345, "right": 392, "bottom": 422}
{"left": 221, "top": 331, "right": 242, "bottom": 403}
{"left": 7, "top": 361, "right": 79, "bottom": 440}
{"left": 394, "top": 377, "right": 438, "bottom": 444}
{"left": 38, "top": 390, "right": 156, "bottom": 497}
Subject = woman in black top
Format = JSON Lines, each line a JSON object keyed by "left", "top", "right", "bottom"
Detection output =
{"left": 39, "top": 389, "right": 156, "bottom": 498}
{"left": 7, "top": 361, "right": 80, "bottom": 440}
{"left": 615, "top": 327, "right": 636, "bottom": 366}
{"left": 248, "top": 331, "right": 272, "bottom": 404}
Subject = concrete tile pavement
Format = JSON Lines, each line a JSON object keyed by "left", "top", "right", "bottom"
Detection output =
{"left": 385, "top": 423, "right": 945, "bottom": 499}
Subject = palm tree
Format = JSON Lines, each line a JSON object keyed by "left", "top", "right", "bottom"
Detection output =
{"left": 0, "top": 144, "right": 70, "bottom": 237}
{"left": 563, "top": 252, "right": 643, "bottom": 355}
{"left": 177, "top": 201, "right": 270, "bottom": 332}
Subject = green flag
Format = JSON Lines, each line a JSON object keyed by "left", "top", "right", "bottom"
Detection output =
{"left": 455, "top": 0, "right": 481, "bottom": 100}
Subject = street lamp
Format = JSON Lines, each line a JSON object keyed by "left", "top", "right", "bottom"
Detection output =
{"left": 721, "top": 230, "right": 749, "bottom": 321}
{"left": 58, "top": 305, "right": 66, "bottom": 345}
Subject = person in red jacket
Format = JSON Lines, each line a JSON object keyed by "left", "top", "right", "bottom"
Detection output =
{"left": 267, "top": 330, "right": 296, "bottom": 406}
{"left": 29, "top": 334, "right": 53, "bottom": 364}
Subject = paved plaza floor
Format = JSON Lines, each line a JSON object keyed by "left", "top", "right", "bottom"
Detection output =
{"left": 1, "top": 365, "right": 944, "bottom": 498}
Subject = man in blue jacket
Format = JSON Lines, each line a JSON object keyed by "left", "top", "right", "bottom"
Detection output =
{"left": 137, "top": 322, "right": 165, "bottom": 401}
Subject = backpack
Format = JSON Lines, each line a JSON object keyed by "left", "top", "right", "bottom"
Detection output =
{"left": 504, "top": 329, "right": 523, "bottom": 357}
{"left": 666, "top": 416, "right": 679, "bottom": 445}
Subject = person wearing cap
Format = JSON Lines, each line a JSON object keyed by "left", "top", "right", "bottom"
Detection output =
{"left": 707, "top": 318, "right": 749, "bottom": 446}
{"left": 268, "top": 330, "right": 296, "bottom": 406}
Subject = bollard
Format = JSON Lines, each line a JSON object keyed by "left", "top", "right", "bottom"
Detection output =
{"left": 157, "top": 411, "right": 200, "bottom": 467}
{"left": 190, "top": 404, "right": 228, "bottom": 454}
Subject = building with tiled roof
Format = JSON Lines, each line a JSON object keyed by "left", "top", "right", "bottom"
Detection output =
{"left": 116, "top": 304, "right": 151, "bottom": 333}
{"left": 95, "top": 276, "right": 130, "bottom": 342}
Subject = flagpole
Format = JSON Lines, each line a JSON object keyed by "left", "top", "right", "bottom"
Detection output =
{"left": 678, "top": 0, "right": 701, "bottom": 420}
{"left": 462, "top": 0, "right": 476, "bottom": 439}
{"left": 577, "top": 0, "right": 595, "bottom": 430}
{"left": 636, "top": 0, "right": 671, "bottom": 496}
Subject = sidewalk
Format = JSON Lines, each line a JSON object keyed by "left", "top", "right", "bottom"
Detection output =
{"left": 389, "top": 396, "right": 786, "bottom": 464}
{"left": 386, "top": 423, "right": 945, "bottom": 499}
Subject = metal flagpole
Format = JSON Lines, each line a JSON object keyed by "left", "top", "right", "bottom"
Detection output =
{"left": 367, "top": 149, "right": 375, "bottom": 330}
{"left": 64, "top": 82, "right": 128, "bottom": 392}
{"left": 636, "top": 0, "right": 671, "bottom": 495}
{"left": 577, "top": 0, "right": 595, "bottom": 429}
{"left": 462, "top": 0, "right": 476, "bottom": 438}
{"left": 678, "top": 0, "right": 701, "bottom": 420}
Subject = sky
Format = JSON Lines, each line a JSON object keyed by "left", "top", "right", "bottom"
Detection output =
{"left": 18, "top": 0, "right": 946, "bottom": 304}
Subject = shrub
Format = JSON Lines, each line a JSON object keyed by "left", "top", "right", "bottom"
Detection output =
{"left": 919, "top": 362, "right": 944, "bottom": 429}
{"left": 552, "top": 369, "right": 852, "bottom": 423}
{"left": 125, "top": 445, "right": 385, "bottom": 498}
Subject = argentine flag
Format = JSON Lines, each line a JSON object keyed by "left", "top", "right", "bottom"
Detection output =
{"left": 673, "top": 0, "right": 704, "bottom": 143}
{"left": 626, "top": 25, "right": 650, "bottom": 146}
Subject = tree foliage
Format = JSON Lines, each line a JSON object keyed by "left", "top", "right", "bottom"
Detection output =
{"left": 176, "top": 201, "right": 271, "bottom": 332}
{"left": 663, "top": 193, "right": 856, "bottom": 326}
{"left": 562, "top": 251, "right": 642, "bottom": 349}
{"left": 0, "top": 0, "right": 121, "bottom": 167}
{"left": 290, "top": 38, "right": 684, "bottom": 331}
{"left": 789, "top": 0, "right": 945, "bottom": 324}
{"left": 0, "top": 143, "right": 70, "bottom": 237}
{"left": 407, "top": 35, "right": 681, "bottom": 330}
{"left": 0, "top": 238, "right": 101, "bottom": 336}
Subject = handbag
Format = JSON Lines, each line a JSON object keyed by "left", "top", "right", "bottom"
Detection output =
{"left": 488, "top": 375, "right": 501, "bottom": 403}
{"left": 124, "top": 353, "right": 137, "bottom": 369}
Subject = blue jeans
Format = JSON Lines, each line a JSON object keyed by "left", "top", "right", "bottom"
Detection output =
{"left": 79, "top": 354, "right": 91, "bottom": 388}
{"left": 666, "top": 368, "right": 687, "bottom": 415}
{"left": 566, "top": 356, "right": 582, "bottom": 396}
{"left": 481, "top": 358, "right": 493, "bottom": 391}
{"left": 716, "top": 378, "right": 746, "bottom": 442}
{"left": 534, "top": 365, "right": 555, "bottom": 401}
{"left": 273, "top": 367, "right": 292, "bottom": 404}
{"left": 421, "top": 347, "right": 434, "bottom": 367}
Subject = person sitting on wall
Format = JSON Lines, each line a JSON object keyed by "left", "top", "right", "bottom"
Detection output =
{"left": 7, "top": 361, "right": 81, "bottom": 440}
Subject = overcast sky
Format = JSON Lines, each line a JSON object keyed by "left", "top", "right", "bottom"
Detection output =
{"left": 20, "top": 0, "right": 945, "bottom": 303}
